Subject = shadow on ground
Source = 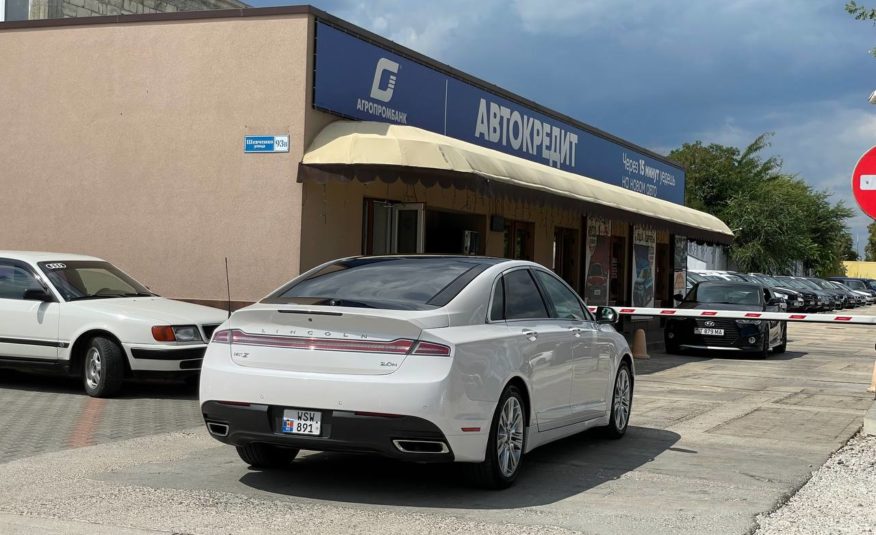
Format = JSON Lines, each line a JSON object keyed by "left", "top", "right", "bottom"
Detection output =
{"left": 635, "top": 349, "right": 809, "bottom": 376}
{"left": 0, "top": 369, "right": 197, "bottom": 400}
{"left": 239, "top": 425, "right": 680, "bottom": 509}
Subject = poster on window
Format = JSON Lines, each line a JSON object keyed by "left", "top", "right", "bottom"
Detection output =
{"left": 631, "top": 226, "right": 656, "bottom": 307}
{"left": 584, "top": 217, "right": 611, "bottom": 305}
{"left": 673, "top": 235, "right": 687, "bottom": 301}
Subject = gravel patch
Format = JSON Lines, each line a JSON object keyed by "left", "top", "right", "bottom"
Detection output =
{"left": 754, "top": 432, "right": 876, "bottom": 535}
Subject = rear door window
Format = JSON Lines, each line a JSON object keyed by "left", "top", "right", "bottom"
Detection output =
{"left": 502, "top": 269, "right": 549, "bottom": 320}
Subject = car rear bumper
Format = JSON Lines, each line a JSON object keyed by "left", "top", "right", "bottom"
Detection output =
{"left": 198, "top": 344, "right": 492, "bottom": 462}
{"left": 201, "top": 401, "right": 455, "bottom": 462}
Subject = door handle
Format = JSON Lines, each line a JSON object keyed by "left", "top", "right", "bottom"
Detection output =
{"left": 567, "top": 327, "right": 582, "bottom": 337}
{"left": 522, "top": 329, "right": 538, "bottom": 341}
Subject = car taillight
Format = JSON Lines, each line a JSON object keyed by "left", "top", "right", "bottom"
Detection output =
{"left": 411, "top": 341, "right": 452, "bottom": 356}
{"left": 212, "top": 329, "right": 231, "bottom": 343}
{"left": 211, "top": 328, "right": 451, "bottom": 356}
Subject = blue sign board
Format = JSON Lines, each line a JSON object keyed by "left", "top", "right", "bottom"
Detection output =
{"left": 313, "top": 22, "right": 684, "bottom": 204}
{"left": 244, "top": 135, "right": 290, "bottom": 153}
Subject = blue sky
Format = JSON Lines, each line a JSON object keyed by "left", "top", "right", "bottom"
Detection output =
{"left": 252, "top": 0, "right": 876, "bottom": 252}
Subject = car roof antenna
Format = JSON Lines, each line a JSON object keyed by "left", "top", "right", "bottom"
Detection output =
{"left": 225, "top": 257, "right": 232, "bottom": 319}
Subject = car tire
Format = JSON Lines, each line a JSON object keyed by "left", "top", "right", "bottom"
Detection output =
{"left": 754, "top": 333, "right": 769, "bottom": 360}
{"left": 773, "top": 323, "right": 787, "bottom": 354}
{"left": 664, "top": 334, "right": 680, "bottom": 354}
{"left": 602, "top": 362, "right": 633, "bottom": 439}
{"left": 82, "top": 336, "right": 125, "bottom": 398}
{"left": 465, "top": 384, "right": 526, "bottom": 490}
{"left": 236, "top": 443, "right": 299, "bottom": 469}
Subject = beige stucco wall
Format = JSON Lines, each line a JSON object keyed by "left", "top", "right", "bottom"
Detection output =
{"left": 0, "top": 15, "right": 311, "bottom": 302}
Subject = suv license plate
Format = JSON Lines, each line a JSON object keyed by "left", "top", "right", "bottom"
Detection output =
{"left": 694, "top": 328, "right": 724, "bottom": 336}
{"left": 281, "top": 409, "right": 321, "bottom": 435}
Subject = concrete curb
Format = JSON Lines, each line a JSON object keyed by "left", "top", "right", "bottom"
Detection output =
{"left": 864, "top": 399, "right": 876, "bottom": 437}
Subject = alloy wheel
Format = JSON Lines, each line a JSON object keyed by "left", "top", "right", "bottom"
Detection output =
{"left": 85, "top": 347, "right": 102, "bottom": 390}
{"left": 496, "top": 396, "right": 524, "bottom": 477}
{"left": 613, "top": 367, "right": 631, "bottom": 430}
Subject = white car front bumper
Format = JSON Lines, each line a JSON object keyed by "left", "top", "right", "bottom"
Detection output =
{"left": 123, "top": 342, "right": 208, "bottom": 373}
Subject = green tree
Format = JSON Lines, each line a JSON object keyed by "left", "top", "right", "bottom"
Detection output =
{"left": 865, "top": 221, "right": 876, "bottom": 261}
{"left": 846, "top": 1, "right": 876, "bottom": 56}
{"left": 839, "top": 232, "right": 859, "bottom": 261}
{"left": 669, "top": 135, "right": 853, "bottom": 275}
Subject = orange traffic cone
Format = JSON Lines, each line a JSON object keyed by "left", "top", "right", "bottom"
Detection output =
{"left": 867, "top": 360, "right": 876, "bottom": 393}
{"left": 632, "top": 328, "right": 649, "bottom": 360}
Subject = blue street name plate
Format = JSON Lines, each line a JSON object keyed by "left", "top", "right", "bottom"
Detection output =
{"left": 244, "top": 135, "right": 290, "bottom": 153}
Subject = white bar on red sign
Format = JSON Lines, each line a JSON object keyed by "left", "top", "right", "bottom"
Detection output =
{"left": 585, "top": 306, "right": 876, "bottom": 325}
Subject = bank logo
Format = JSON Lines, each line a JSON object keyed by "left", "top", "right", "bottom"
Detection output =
{"left": 370, "top": 58, "right": 399, "bottom": 103}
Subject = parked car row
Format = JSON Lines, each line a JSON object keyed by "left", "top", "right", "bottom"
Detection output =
{"left": 668, "top": 270, "right": 876, "bottom": 360}
{"left": 687, "top": 270, "right": 876, "bottom": 312}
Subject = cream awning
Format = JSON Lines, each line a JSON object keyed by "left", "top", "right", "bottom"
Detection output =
{"left": 300, "top": 121, "right": 733, "bottom": 244}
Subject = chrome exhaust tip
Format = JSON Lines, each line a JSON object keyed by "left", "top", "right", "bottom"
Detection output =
{"left": 392, "top": 439, "right": 449, "bottom": 454}
{"left": 207, "top": 422, "right": 229, "bottom": 437}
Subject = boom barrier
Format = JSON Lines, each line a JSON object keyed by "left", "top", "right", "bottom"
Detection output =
{"left": 586, "top": 306, "right": 876, "bottom": 325}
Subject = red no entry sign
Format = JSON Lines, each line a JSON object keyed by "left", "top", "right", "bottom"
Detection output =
{"left": 852, "top": 145, "right": 876, "bottom": 218}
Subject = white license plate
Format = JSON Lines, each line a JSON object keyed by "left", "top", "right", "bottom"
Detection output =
{"left": 694, "top": 328, "right": 724, "bottom": 336}
{"left": 281, "top": 409, "right": 322, "bottom": 435}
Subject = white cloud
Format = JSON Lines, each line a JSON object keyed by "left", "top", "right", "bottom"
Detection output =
{"left": 324, "top": 1, "right": 500, "bottom": 59}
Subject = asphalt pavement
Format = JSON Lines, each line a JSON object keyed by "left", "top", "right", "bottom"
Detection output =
{"left": 0, "top": 311, "right": 874, "bottom": 534}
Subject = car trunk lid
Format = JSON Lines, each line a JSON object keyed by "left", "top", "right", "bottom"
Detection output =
{"left": 224, "top": 305, "right": 448, "bottom": 375}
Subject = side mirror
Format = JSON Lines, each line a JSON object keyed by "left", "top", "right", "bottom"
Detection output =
{"left": 23, "top": 288, "right": 54, "bottom": 302}
{"left": 673, "top": 293, "right": 684, "bottom": 302}
{"left": 767, "top": 297, "right": 782, "bottom": 306}
{"left": 596, "top": 306, "right": 619, "bottom": 324}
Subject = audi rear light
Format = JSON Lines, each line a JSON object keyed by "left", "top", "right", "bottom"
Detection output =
{"left": 411, "top": 341, "right": 452, "bottom": 357}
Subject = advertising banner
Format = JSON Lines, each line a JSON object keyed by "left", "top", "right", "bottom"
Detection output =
{"left": 632, "top": 227, "right": 656, "bottom": 307}
{"left": 673, "top": 235, "right": 687, "bottom": 300}
{"left": 313, "top": 22, "right": 685, "bottom": 204}
{"left": 584, "top": 218, "right": 611, "bottom": 305}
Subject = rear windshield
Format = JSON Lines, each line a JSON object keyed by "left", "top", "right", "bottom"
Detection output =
{"left": 263, "top": 257, "right": 491, "bottom": 310}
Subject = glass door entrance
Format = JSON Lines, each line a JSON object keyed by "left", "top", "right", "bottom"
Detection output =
{"left": 364, "top": 200, "right": 424, "bottom": 254}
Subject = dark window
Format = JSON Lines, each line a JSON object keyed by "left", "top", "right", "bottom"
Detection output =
{"left": 5, "top": 0, "right": 30, "bottom": 22}
{"left": 503, "top": 270, "right": 549, "bottom": 320}
{"left": 0, "top": 262, "right": 43, "bottom": 300}
{"left": 689, "top": 283, "right": 763, "bottom": 306}
{"left": 489, "top": 277, "right": 505, "bottom": 321}
{"left": 265, "top": 257, "right": 494, "bottom": 311}
{"left": 534, "top": 271, "right": 586, "bottom": 320}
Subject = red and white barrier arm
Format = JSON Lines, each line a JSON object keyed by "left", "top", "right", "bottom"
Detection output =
{"left": 585, "top": 306, "right": 876, "bottom": 325}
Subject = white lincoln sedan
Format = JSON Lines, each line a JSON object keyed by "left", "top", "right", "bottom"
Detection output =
{"left": 200, "top": 256, "right": 634, "bottom": 488}
{"left": 0, "top": 251, "right": 228, "bottom": 397}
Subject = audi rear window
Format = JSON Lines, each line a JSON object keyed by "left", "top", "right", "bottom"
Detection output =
{"left": 263, "top": 257, "right": 494, "bottom": 310}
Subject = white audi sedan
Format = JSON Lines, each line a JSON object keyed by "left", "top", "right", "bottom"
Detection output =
{"left": 200, "top": 256, "right": 634, "bottom": 488}
{"left": 0, "top": 251, "right": 228, "bottom": 397}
